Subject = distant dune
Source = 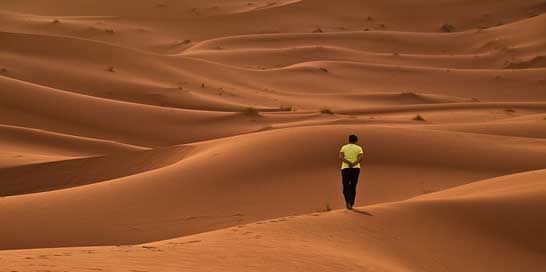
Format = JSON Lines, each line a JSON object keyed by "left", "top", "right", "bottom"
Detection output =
{"left": 1, "top": 0, "right": 545, "bottom": 271}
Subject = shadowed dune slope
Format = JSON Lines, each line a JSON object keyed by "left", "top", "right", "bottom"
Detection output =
{"left": 0, "top": 145, "right": 194, "bottom": 196}
{"left": 0, "top": 124, "right": 145, "bottom": 168}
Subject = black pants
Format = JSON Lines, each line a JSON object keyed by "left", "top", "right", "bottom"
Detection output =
{"left": 341, "top": 168, "right": 360, "bottom": 206}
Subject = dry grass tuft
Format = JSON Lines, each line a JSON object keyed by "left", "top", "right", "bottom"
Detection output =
{"left": 321, "top": 108, "right": 334, "bottom": 115}
{"left": 413, "top": 114, "right": 426, "bottom": 121}
{"left": 242, "top": 107, "right": 261, "bottom": 116}
{"left": 440, "top": 23, "right": 456, "bottom": 33}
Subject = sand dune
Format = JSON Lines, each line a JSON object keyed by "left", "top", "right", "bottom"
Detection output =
{"left": 0, "top": 124, "right": 144, "bottom": 168}
{"left": 2, "top": 125, "right": 546, "bottom": 250}
{"left": 1, "top": 0, "right": 545, "bottom": 271}
{"left": 0, "top": 145, "right": 193, "bottom": 196}
{"left": 2, "top": 169, "right": 545, "bottom": 271}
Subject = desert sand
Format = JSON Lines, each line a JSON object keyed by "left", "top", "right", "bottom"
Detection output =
{"left": 1, "top": 0, "right": 545, "bottom": 271}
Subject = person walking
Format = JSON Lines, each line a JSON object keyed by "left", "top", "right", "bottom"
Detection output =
{"left": 339, "top": 134, "right": 364, "bottom": 209}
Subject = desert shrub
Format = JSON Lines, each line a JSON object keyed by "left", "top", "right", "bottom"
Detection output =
{"left": 321, "top": 108, "right": 334, "bottom": 114}
{"left": 413, "top": 114, "right": 425, "bottom": 121}
{"left": 106, "top": 66, "right": 115, "bottom": 72}
{"left": 105, "top": 29, "right": 115, "bottom": 34}
{"left": 440, "top": 24, "right": 456, "bottom": 33}
{"left": 242, "top": 107, "right": 260, "bottom": 116}
{"left": 312, "top": 27, "right": 323, "bottom": 33}
{"left": 505, "top": 108, "right": 515, "bottom": 113}
{"left": 319, "top": 67, "right": 329, "bottom": 73}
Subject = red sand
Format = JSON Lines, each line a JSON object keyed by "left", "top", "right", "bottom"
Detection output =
{"left": 1, "top": 1, "right": 545, "bottom": 271}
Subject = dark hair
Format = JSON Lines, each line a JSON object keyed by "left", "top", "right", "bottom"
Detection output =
{"left": 349, "top": 134, "right": 358, "bottom": 143}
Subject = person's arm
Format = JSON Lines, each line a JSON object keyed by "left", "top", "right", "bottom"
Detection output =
{"left": 354, "top": 147, "right": 364, "bottom": 165}
{"left": 339, "top": 152, "right": 354, "bottom": 167}
{"left": 354, "top": 153, "right": 363, "bottom": 164}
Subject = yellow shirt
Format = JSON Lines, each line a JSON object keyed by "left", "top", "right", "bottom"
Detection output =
{"left": 340, "top": 144, "right": 364, "bottom": 169}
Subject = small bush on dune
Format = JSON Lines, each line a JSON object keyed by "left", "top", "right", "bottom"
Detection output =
{"left": 52, "top": 19, "right": 61, "bottom": 24}
{"left": 505, "top": 108, "right": 515, "bottom": 113}
{"left": 413, "top": 114, "right": 425, "bottom": 121}
{"left": 440, "top": 23, "right": 456, "bottom": 33}
{"left": 321, "top": 108, "right": 334, "bottom": 115}
{"left": 105, "top": 29, "right": 115, "bottom": 34}
{"left": 106, "top": 66, "right": 116, "bottom": 72}
{"left": 312, "top": 27, "right": 323, "bottom": 33}
{"left": 319, "top": 67, "right": 329, "bottom": 73}
{"left": 0, "top": 68, "right": 7, "bottom": 73}
{"left": 242, "top": 107, "right": 261, "bottom": 116}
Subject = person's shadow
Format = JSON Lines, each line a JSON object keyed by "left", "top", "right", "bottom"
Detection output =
{"left": 350, "top": 208, "right": 373, "bottom": 216}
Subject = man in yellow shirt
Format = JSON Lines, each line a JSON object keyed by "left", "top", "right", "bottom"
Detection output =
{"left": 339, "top": 134, "right": 364, "bottom": 209}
